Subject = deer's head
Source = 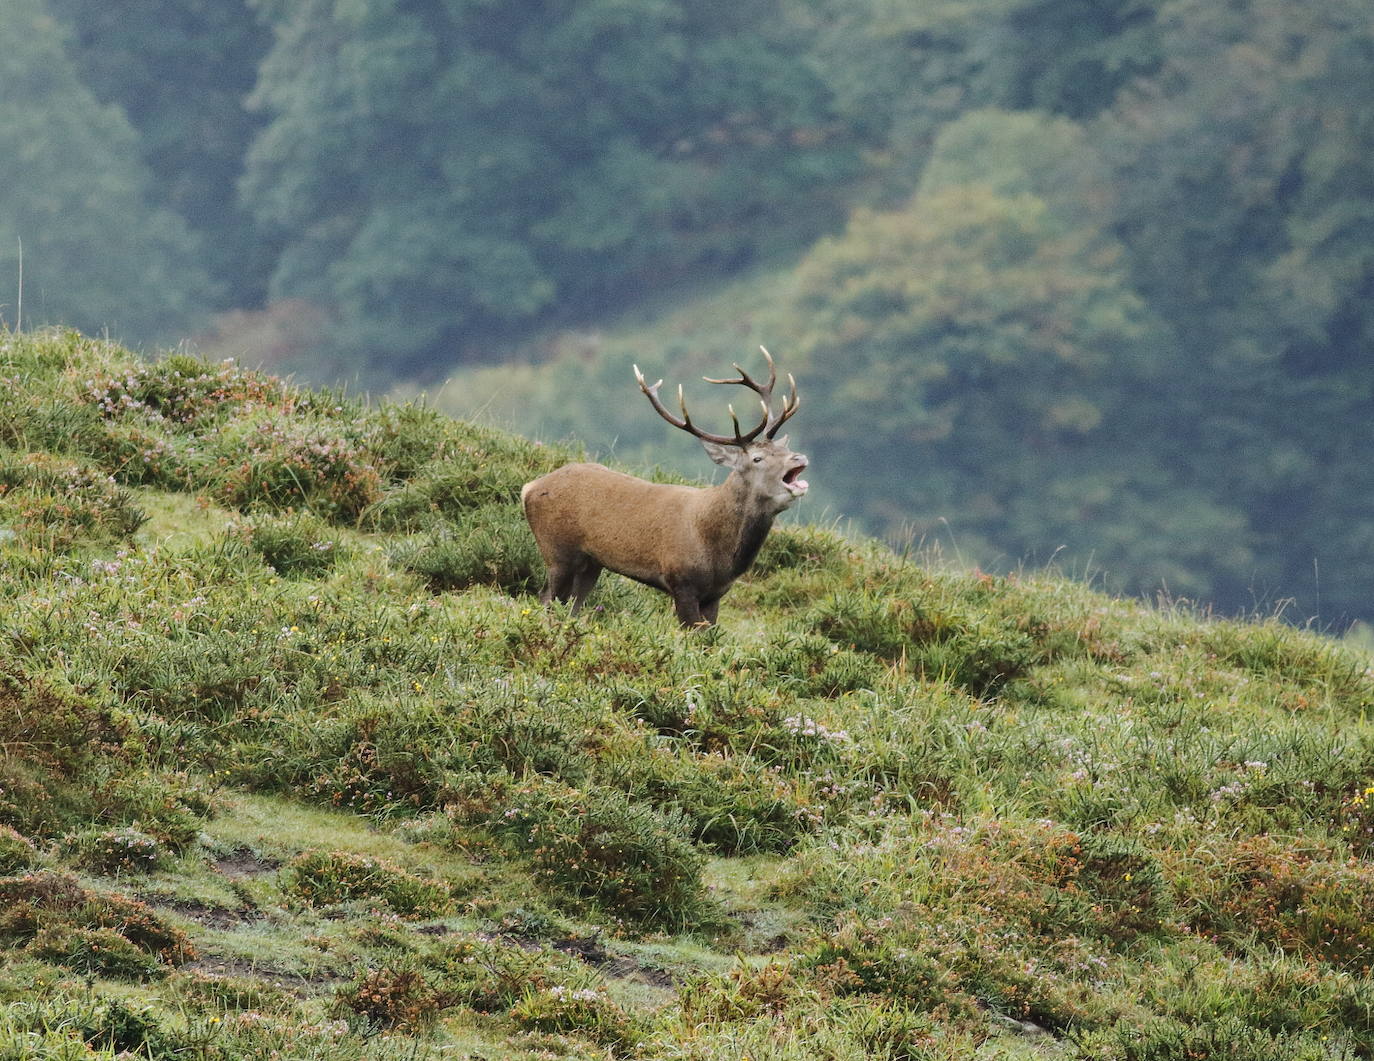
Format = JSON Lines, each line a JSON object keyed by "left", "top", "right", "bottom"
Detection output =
{"left": 634, "top": 347, "right": 808, "bottom": 515}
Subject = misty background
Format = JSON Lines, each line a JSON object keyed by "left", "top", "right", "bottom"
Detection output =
{"left": 3, "top": 0, "right": 1372, "bottom": 625}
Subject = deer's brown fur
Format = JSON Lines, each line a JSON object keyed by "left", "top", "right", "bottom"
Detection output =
{"left": 521, "top": 350, "right": 807, "bottom": 627}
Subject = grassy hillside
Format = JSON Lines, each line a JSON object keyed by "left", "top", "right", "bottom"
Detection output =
{"left": 3, "top": 328, "right": 1374, "bottom": 1060}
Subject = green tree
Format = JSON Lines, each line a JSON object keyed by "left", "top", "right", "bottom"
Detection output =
{"left": 242, "top": 0, "right": 862, "bottom": 379}
{"left": 45, "top": 0, "right": 272, "bottom": 308}
{"left": 790, "top": 112, "right": 1253, "bottom": 599}
{"left": 0, "top": 0, "right": 211, "bottom": 341}
{"left": 999, "top": 0, "right": 1162, "bottom": 118}
{"left": 1097, "top": 0, "right": 1374, "bottom": 619}
{"left": 801, "top": 0, "right": 1161, "bottom": 206}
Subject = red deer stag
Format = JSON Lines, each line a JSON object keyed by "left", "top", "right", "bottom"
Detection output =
{"left": 520, "top": 348, "right": 808, "bottom": 627}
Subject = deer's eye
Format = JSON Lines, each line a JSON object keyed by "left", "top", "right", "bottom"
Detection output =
{"left": 753, "top": 455, "right": 764, "bottom": 463}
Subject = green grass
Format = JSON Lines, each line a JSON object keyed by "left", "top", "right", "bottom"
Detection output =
{"left": 2, "top": 326, "right": 1374, "bottom": 1059}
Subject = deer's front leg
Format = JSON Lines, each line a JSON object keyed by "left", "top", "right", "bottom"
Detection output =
{"left": 669, "top": 585, "right": 709, "bottom": 628}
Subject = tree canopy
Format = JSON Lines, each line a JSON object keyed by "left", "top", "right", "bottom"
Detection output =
{"left": 0, "top": 0, "right": 211, "bottom": 341}
{"left": 240, "top": 0, "right": 863, "bottom": 374}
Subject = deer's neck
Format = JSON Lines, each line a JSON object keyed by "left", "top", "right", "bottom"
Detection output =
{"left": 702, "top": 473, "right": 776, "bottom": 581}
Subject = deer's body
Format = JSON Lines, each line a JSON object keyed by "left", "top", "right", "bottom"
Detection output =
{"left": 521, "top": 349, "right": 807, "bottom": 627}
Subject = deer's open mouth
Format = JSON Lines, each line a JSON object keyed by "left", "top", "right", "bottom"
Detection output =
{"left": 782, "top": 459, "right": 809, "bottom": 495}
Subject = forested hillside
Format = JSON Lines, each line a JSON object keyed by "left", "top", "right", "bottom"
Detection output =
{"left": 5, "top": 0, "right": 1374, "bottom": 619}
{"left": 4, "top": 328, "right": 1374, "bottom": 1060}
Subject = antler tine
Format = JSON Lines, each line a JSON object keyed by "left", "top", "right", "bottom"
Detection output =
{"left": 635, "top": 362, "right": 756, "bottom": 446}
{"left": 676, "top": 385, "right": 697, "bottom": 435}
{"left": 637, "top": 346, "right": 796, "bottom": 447}
{"left": 695, "top": 345, "right": 780, "bottom": 443}
{"left": 703, "top": 346, "right": 778, "bottom": 400}
{"left": 634, "top": 364, "right": 687, "bottom": 432}
{"left": 765, "top": 371, "right": 801, "bottom": 438}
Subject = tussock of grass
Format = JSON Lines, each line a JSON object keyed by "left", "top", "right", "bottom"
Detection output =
{"left": 2, "top": 328, "right": 1373, "bottom": 1059}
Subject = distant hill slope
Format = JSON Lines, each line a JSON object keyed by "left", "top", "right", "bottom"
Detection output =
{"left": 3, "top": 328, "right": 1374, "bottom": 1060}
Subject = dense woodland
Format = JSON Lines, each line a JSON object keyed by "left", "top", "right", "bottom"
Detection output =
{"left": 4, "top": 0, "right": 1374, "bottom": 621}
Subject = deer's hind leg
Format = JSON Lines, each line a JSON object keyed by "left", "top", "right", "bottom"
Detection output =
{"left": 540, "top": 565, "right": 576, "bottom": 605}
{"left": 539, "top": 546, "right": 581, "bottom": 605}
{"left": 568, "top": 560, "right": 602, "bottom": 614}
{"left": 541, "top": 551, "right": 601, "bottom": 615}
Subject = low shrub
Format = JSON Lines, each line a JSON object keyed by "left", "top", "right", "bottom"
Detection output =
{"left": 0, "top": 826, "right": 38, "bottom": 875}
{"left": 282, "top": 851, "right": 452, "bottom": 918}
{"left": 0, "top": 383, "right": 108, "bottom": 458}
{"left": 749, "top": 523, "right": 852, "bottom": 578}
{"left": 755, "top": 633, "right": 889, "bottom": 698}
{"left": 1020, "top": 831, "right": 1174, "bottom": 942}
{"left": 1201, "top": 619, "right": 1374, "bottom": 713}
{"left": 800, "top": 916, "right": 977, "bottom": 1021}
{"left": 81, "top": 352, "right": 284, "bottom": 427}
{"left": 779, "top": 817, "right": 1161, "bottom": 1029}
{"left": 338, "top": 936, "right": 629, "bottom": 1043}
{"left": 390, "top": 504, "right": 542, "bottom": 594}
{"left": 281, "top": 710, "right": 457, "bottom": 815}
{"left": 456, "top": 691, "right": 596, "bottom": 781}
{"left": 509, "top": 984, "right": 641, "bottom": 1052}
{"left": 101, "top": 773, "right": 211, "bottom": 851}
{"left": 0, "top": 452, "right": 147, "bottom": 550}
{"left": 1075, "top": 1015, "right": 1338, "bottom": 1061}
{"left": 234, "top": 512, "right": 345, "bottom": 577}
{"left": 676, "top": 960, "right": 813, "bottom": 1028}
{"left": 1337, "top": 780, "right": 1374, "bottom": 857}
{"left": 361, "top": 430, "right": 562, "bottom": 531}
{"left": 76, "top": 998, "right": 171, "bottom": 1057}
{"left": 117, "top": 633, "right": 293, "bottom": 726}
{"left": 835, "top": 686, "right": 979, "bottom": 812}
{"left": 358, "top": 402, "right": 451, "bottom": 482}
{"left": 271, "top": 688, "right": 596, "bottom": 815}
{"left": 28, "top": 925, "right": 166, "bottom": 981}
{"left": 839, "top": 998, "right": 981, "bottom": 1061}
{"left": 93, "top": 420, "right": 201, "bottom": 488}
{"left": 61, "top": 828, "right": 161, "bottom": 876}
{"left": 338, "top": 966, "right": 439, "bottom": 1031}
{"left": 0, "top": 872, "right": 195, "bottom": 977}
{"left": 210, "top": 414, "right": 382, "bottom": 520}
{"left": 806, "top": 587, "right": 1040, "bottom": 696}
{"left": 0, "top": 995, "right": 173, "bottom": 1058}
{"left": 1175, "top": 834, "right": 1374, "bottom": 970}
{"left": 500, "top": 779, "right": 709, "bottom": 929}
{"left": 172, "top": 970, "right": 294, "bottom": 1014}
{"left": 491, "top": 903, "right": 574, "bottom": 942}
{"left": 1139, "top": 947, "right": 1374, "bottom": 1049}
{"left": 425, "top": 934, "right": 569, "bottom": 1013}
{"left": 0, "top": 673, "right": 210, "bottom": 843}
{"left": 799, "top": 901, "right": 1126, "bottom": 1035}
{"left": 628, "top": 676, "right": 784, "bottom": 755}
{"left": 608, "top": 744, "right": 827, "bottom": 854}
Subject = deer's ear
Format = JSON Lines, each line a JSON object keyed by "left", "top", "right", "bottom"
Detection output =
{"left": 701, "top": 440, "right": 740, "bottom": 467}
{"left": 772, "top": 434, "right": 789, "bottom": 449}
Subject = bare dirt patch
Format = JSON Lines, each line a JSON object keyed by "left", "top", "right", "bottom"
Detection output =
{"left": 213, "top": 848, "right": 281, "bottom": 878}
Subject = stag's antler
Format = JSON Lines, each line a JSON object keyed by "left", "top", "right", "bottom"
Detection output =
{"left": 634, "top": 346, "right": 800, "bottom": 446}
{"left": 703, "top": 347, "right": 799, "bottom": 440}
